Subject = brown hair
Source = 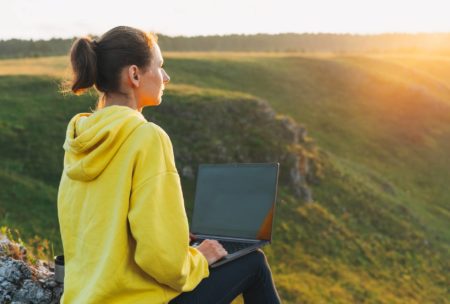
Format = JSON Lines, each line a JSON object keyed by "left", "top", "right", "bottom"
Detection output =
{"left": 65, "top": 26, "right": 157, "bottom": 109}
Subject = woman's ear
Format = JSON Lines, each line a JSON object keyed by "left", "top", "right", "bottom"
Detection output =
{"left": 128, "top": 65, "right": 140, "bottom": 87}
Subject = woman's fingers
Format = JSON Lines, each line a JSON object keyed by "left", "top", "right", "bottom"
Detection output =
{"left": 206, "top": 240, "right": 228, "bottom": 256}
{"left": 196, "top": 239, "right": 228, "bottom": 265}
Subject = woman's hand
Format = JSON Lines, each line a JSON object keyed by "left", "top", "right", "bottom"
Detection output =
{"left": 195, "top": 239, "right": 228, "bottom": 265}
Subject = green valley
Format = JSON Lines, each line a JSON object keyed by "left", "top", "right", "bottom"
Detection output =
{"left": 0, "top": 52, "right": 449, "bottom": 303}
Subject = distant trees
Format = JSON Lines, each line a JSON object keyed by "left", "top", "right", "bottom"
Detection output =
{"left": 159, "top": 33, "right": 450, "bottom": 53}
{"left": 1, "top": 33, "right": 450, "bottom": 59}
{"left": 0, "top": 38, "right": 76, "bottom": 59}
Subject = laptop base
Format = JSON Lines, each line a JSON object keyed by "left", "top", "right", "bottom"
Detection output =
{"left": 190, "top": 236, "right": 269, "bottom": 268}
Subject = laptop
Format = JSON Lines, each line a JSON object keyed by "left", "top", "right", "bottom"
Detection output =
{"left": 189, "top": 163, "right": 279, "bottom": 268}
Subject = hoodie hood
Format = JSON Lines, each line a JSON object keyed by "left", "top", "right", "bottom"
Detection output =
{"left": 63, "top": 105, "right": 147, "bottom": 181}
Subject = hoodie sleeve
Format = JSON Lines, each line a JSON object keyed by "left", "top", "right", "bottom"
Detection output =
{"left": 127, "top": 123, "right": 209, "bottom": 292}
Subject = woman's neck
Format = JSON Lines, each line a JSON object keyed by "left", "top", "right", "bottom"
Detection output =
{"left": 103, "top": 92, "right": 141, "bottom": 112}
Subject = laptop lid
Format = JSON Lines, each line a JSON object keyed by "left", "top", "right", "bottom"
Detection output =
{"left": 191, "top": 163, "right": 279, "bottom": 241}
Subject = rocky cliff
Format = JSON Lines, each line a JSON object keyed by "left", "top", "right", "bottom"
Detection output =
{"left": 0, "top": 233, "right": 62, "bottom": 304}
{"left": 149, "top": 87, "right": 324, "bottom": 202}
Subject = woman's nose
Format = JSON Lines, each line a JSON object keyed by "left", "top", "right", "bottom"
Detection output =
{"left": 163, "top": 70, "right": 170, "bottom": 84}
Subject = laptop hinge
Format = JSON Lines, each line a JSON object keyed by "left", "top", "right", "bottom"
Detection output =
{"left": 193, "top": 234, "right": 264, "bottom": 243}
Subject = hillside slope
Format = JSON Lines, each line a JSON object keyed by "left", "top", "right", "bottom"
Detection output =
{"left": 162, "top": 53, "right": 450, "bottom": 246}
{"left": 0, "top": 54, "right": 449, "bottom": 303}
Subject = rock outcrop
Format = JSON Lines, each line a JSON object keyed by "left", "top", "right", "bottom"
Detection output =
{"left": 0, "top": 234, "right": 62, "bottom": 304}
{"left": 149, "top": 94, "right": 324, "bottom": 203}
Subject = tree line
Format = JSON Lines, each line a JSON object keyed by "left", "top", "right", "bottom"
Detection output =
{"left": 1, "top": 33, "right": 449, "bottom": 59}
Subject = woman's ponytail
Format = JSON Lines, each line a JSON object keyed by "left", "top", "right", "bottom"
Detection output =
{"left": 69, "top": 37, "right": 97, "bottom": 95}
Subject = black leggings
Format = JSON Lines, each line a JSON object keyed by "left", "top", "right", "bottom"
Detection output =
{"left": 169, "top": 250, "right": 281, "bottom": 304}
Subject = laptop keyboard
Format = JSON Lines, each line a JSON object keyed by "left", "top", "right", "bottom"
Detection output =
{"left": 191, "top": 239, "right": 255, "bottom": 254}
{"left": 218, "top": 240, "right": 253, "bottom": 254}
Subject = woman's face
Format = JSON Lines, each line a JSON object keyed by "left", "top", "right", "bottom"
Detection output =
{"left": 137, "top": 43, "right": 170, "bottom": 108}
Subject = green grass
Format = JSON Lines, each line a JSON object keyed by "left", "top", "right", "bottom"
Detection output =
{"left": 161, "top": 53, "right": 450, "bottom": 246}
{"left": 0, "top": 53, "right": 449, "bottom": 303}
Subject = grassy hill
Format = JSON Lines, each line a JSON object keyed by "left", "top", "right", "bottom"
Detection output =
{"left": 0, "top": 53, "right": 449, "bottom": 303}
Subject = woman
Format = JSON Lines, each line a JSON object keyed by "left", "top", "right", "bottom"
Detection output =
{"left": 58, "top": 25, "right": 281, "bottom": 304}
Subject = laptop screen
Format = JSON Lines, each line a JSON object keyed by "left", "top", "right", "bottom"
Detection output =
{"left": 191, "top": 163, "right": 279, "bottom": 241}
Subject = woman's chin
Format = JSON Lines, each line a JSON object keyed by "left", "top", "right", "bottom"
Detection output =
{"left": 156, "top": 94, "right": 164, "bottom": 104}
{"left": 142, "top": 97, "right": 162, "bottom": 107}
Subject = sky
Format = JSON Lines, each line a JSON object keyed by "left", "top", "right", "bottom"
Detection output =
{"left": 1, "top": 0, "right": 449, "bottom": 40}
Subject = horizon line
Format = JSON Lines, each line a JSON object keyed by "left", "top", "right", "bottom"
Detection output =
{"left": 2, "top": 31, "right": 450, "bottom": 41}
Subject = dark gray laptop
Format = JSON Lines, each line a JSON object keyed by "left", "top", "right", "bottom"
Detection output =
{"left": 190, "top": 163, "right": 279, "bottom": 268}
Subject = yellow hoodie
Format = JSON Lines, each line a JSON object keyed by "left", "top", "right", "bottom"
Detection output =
{"left": 57, "top": 105, "right": 209, "bottom": 304}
